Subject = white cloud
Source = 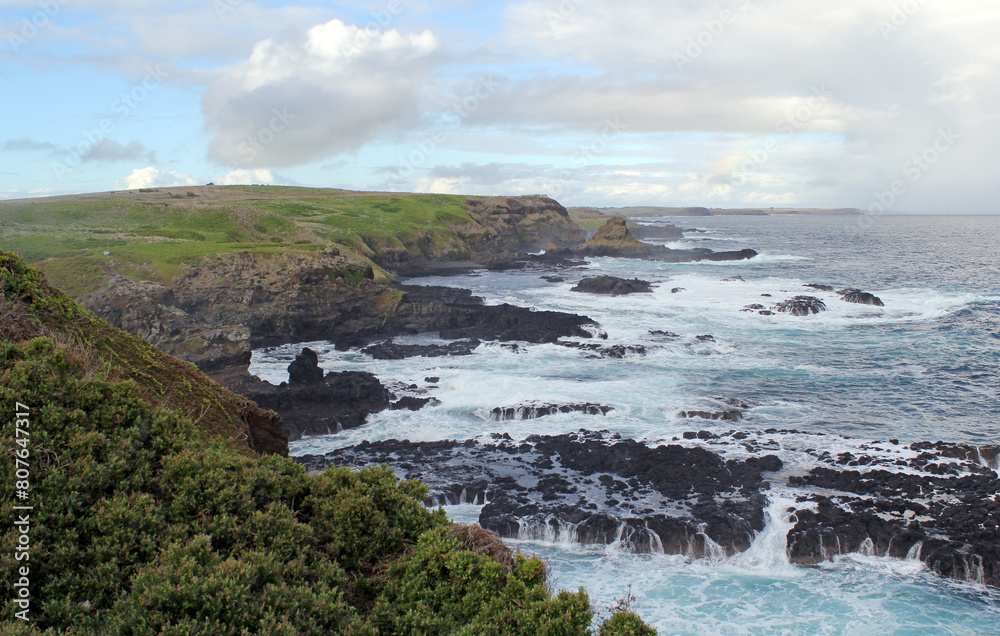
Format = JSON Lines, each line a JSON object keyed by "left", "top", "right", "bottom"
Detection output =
{"left": 116, "top": 166, "right": 197, "bottom": 190}
{"left": 217, "top": 168, "right": 291, "bottom": 185}
{"left": 203, "top": 19, "right": 441, "bottom": 168}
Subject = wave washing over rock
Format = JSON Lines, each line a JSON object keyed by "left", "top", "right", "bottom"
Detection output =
{"left": 296, "top": 429, "right": 1000, "bottom": 586}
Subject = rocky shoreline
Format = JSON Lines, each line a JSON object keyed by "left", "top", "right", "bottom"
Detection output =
{"left": 78, "top": 213, "right": 754, "bottom": 375}
{"left": 296, "top": 429, "right": 1000, "bottom": 587}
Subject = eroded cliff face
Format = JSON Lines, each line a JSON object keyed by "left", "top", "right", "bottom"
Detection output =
{"left": 81, "top": 248, "right": 391, "bottom": 368}
{"left": 79, "top": 196, "right": 590, "bottom": 371}
{"left": 465, "top": 196, "right": 586, "bottom": 252}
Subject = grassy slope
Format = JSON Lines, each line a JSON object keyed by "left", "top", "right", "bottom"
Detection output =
{"left": 0, "top": 186, "right": 493, "bottom": 297}
{"left": 0, "top": 254, "right": 655, "bottom": 634}
{"left": 0, "top": 251, "right": 271, "bottom": 455}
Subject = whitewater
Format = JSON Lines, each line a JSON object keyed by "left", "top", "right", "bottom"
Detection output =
{"left": 252, "top": 214, "right": 1000, "bottom": 634}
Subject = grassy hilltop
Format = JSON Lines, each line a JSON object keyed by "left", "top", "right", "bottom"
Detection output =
{"left": 0, "top": 185, "right": 581, "bottom": 297}
{"left": 0, "top": 253, "right": 655, "bottom": 633}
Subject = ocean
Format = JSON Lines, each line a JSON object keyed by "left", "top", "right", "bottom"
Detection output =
{"left": 252, "top": 214, "right": 1000, "bottom": 635}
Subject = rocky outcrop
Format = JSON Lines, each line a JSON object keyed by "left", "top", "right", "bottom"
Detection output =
{"left": 287, "top": 346, "right": 324, "bottom": 384}
{"left": 570, "top": 276, "right": 653, "bottom": 296}
{"left": 576, "top": 216, "right": 650, "bottom": 255}
{"left": 678, "top": 410, "right": 743, "bottom": 421}
{"left": 773, "top": 296, "right": 826, "bottom": 316}
{"left": 837, "top": 289, "right": 885, "bottom": 306}
{"left": 786, "top": 462, "right": 1000, "bottom": 585}
{"left": 296, "top": 422, "right": 1000, "bottom": 588}
{"left": 221, "top": 349, "right": 391, "bottom": 442}
{"left": 574, "top": 217, "right": 757, "bottom": 262}
{"left": 390, "top": 396, "right": 438, "bottom": 411}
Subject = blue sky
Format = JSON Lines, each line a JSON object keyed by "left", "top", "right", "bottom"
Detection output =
{"left": 2, "top": 0, "right": 998, "bottom": 212}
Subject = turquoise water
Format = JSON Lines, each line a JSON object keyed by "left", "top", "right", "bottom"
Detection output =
{"left": 254, "top": 214, "right": 1000, "bottom": 634}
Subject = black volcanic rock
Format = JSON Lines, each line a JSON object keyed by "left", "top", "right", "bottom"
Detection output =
{"left": 333, "top": 285, "right": 600, "bottom": 348}
{"left": 296, "top": 432, "right": 779, "bottom": 557}
{"left": 391, "top": 396, "right": 437, "bottom": 411}
{"left": 224, "top": 356, "right": 391, "bottom": 441}
{"left": 571, "top": 275, "right": 653, "bottom": 296}
{"left": 287, "top": 347, "right": 324, "bottom": 384}
{"left": 838, "top": 289, "right": 885, "bottom": 307}
{"left": 774, "top": 296, "right": 826, "bottom": 316}
{"left": 296, "top": 426, "right": 1000, "bottom": 588}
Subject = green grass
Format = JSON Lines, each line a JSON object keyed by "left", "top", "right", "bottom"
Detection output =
{"left": 0, "top": 187, "right": 495, "bottom": 295}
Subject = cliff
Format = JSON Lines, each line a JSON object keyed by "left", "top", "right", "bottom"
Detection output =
{"left": 1, "top": 186, "right": 588, "bottom": 369}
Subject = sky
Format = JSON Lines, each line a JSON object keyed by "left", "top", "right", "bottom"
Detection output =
{"left": 1, "top": 0, "right": 998, "bottom": 213}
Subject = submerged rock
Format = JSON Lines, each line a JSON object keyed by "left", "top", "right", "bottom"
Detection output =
{"left": 391, "top": 396, "right": 438, "bottom": 411}
{"left": 648, "top": 330, "right": 680, "bottom": 340}
{"left": 487, "top": 403, "right": 614, "bottom": 420}
{"left": 362, "top": 339, "right": 481, "bottom": 360}
{"left": 678, "top": 410, "right": 743, "bottom": 421}
{"left": 571, "top": 275, "right": 653, "bottom": 296}
{"left": 557, "top": 341, "right": 648, "bottom": 358}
